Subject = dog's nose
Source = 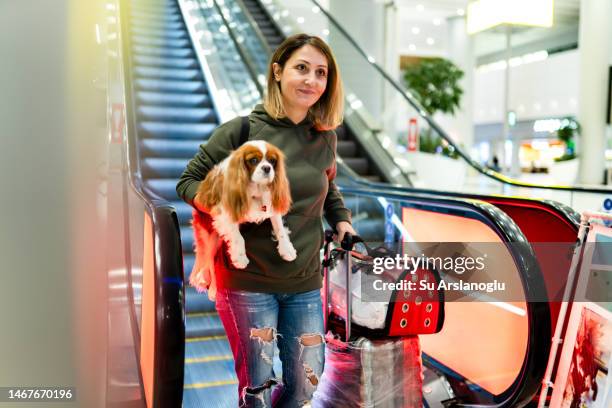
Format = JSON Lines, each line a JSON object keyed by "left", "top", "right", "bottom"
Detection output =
{"left": 261, "top": 165, "right": 271, "bottom": 174}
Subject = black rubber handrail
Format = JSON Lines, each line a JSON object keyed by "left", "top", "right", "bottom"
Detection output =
{"left": 308, "top": 0, "right": 611, "bottom": 195}
{"left": 117, "top": 0, "right": 185, "bottom": 406}
{"left": 211, "top": 0, "right": 264, "bottom": 96}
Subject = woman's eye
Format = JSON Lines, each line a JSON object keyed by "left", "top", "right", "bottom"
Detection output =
{"left": 296, "top": 64, "right": 306, "bottom": 71}
{"left": 317, "top": 69, "right": 327, "bottom": 77}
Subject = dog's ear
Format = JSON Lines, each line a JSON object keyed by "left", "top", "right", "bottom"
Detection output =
{"left": 270, "top": 146, "right": 292, "bottom": 215}
{"left": 196, "top": 172, "right": 222, "bottom": 211}
{"left": 222, "top": 150, "right": 250, "bottom": 222}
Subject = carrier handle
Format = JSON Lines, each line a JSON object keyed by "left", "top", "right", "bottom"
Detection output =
{"left": 322, "top": 229, "right": 364, "bottom": 342}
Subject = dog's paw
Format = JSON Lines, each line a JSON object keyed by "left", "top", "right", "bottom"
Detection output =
{"left": 278, "top": 239, "right": 297, "bottom": 262}
{"left": 230, "top": 252, "right": 250, "bottom": 269}
{"left": 189, "top": 268, "right": 209, "bottom": 293}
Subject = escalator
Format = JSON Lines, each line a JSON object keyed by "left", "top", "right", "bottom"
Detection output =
{"left": 121, "top": 0, "right": 238, "bottom": 406}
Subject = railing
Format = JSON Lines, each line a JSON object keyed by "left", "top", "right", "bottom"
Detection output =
{"left": 112, "top": 0, "right": 186, "bottom": 406}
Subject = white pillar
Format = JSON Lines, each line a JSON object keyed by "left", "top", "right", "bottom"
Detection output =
{"left": 446, "top": 16, "right": 475, "bottom": 152}
{"left": 577, "top": 0, "right": 611, "bottom": 184}
{"left": 329, "top": 0, "right": 385, "bottom": 118}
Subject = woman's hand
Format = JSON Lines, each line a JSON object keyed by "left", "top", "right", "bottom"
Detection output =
{"left": 335, "top": 221, "right": 356, "bottom": 243}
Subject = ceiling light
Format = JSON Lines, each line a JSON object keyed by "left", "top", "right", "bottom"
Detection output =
{"left": 426, "top": 37, "right": 435, "bottom": 45}
{"left": 457, "top": 8, "right": 465, "bottom": 16}
{"left": 408, "top": 44, "right": 416, "bottom": 51}
{"left": 297, "top": 16, "right": 305, "bottom": 24}
{"left": 467, "top": 0, "right": 553, "bottom": 34}
{"left": 411, "top": 27, "right": 420, "bottom": 35}
{"left": 433, "top": 18, "right": 442, "bottom": 26}
{"left": 416, "top": 4, "right": 424, "bottom": 12}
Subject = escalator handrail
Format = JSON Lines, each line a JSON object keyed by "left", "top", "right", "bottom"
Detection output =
{"left": 234, "top": 0, "right": 273, "bottom": 58}
{"left": 211, "top": 0, "right": 265, "bottom": 96}
{"left": 117, "top": 0, "right": 185, "bottom": 405}
{"left": 335, "top": 185, "right": 551, "bottom": 407}
{"left": 336, "top": 158, "right": 580, "bottom": 232}
{"left": 307, "top": 0, "right": 611, "bottom": 195}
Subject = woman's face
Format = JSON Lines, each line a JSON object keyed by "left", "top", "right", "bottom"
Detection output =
{"left": 273, "top": 44, "right": 328, "bottom": 115}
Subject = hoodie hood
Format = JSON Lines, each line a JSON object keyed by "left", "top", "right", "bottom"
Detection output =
{"left": 251, "top": 104, "right": 314, "bottom": 129}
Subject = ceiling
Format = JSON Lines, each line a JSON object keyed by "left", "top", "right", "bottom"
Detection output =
{"left": 391, "top": 0, "right": 580, "bottom": 62}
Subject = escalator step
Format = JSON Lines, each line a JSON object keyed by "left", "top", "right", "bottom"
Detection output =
{"left": 133, "top": 44, "right": 195, "bottom": 58}
{"left": 337, "top": 140, "right": 357, "bottom": 156}
{"left": 137, "top": 91, "right": 210, "bottom": 107}
{"left": 132, "top": 34, "right": 190, "bottom": 48}
{"left": 131, "top": 26, "right": 187, "bottom": 40}
{"left": 181, "top": 225, "right": 195, "bottom": 250}
{"left": 131, "top": 18, "right": 183, "bottom": 31}
{"left": 134, "top": 54, "right": 198, "bottom": 69}
{"left": 186, "top": 286, "right": 217, "bottom": 313}
{"left": 142, "top": 157, "right": 191, "bottom": 178}
{"left": 139, "top": 121, "right": 216, "bottom": 139}
{"left": 140, "top": 138, "right": 202, "bottom": 159}
{"left": 130, "top": 3, "right": 179, "bottom": 15}
{"left": 138, "top": 106, "right": 215, "bottom": 122}
{"left": 135, "top": 78, "right": 206, "bottom": 93}
{"left": 343, "top": 157, "right": 369, "bottom": 175}
{"left": 131, "top": 10, "right": 181, "bottom": 23}
{"left": 185, "top": 337, "right": 231, "bottom": 361}
{"left": 145, "top": 179, "right": 185, "bottom": 201}
{"left": 134, "top": 66, "right": 201, "bottom": 80}
{"left": 186, "top": 313, "right": 225, "bottom": 338}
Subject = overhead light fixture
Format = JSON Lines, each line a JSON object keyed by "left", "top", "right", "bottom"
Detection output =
{"left": 433, "top": 18, "right": 442, "bottom": 26}
{"left": 426, "top": 37, "right": 435, "bottom": 45}
{"left": 457, "top": 8, "right": 465, "bottom": 16}
{"left": 416, "top": 4, "right": 425, "bottom": 12}
{"left": 411, "top": 27, "right": 420, "bottom": 35}
{"left": 467, "top": 0, "right": 553, "bottom": 34}
{"left": 408, "top": 44, "right": 416, "bottom": 51}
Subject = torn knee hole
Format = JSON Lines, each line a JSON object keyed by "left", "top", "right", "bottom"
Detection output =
{"left": 299, "top": 333, "right": 323, "bottom": 346}
{"left": 250, "top": 327, "right": 275, "bottom": 342}
{"left": 303, "top": 364, "right": 319, "bottom": 386}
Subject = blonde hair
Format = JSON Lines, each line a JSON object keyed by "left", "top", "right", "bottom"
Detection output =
{"left": 263, "top": 34, "right": 344, "bottom": 131}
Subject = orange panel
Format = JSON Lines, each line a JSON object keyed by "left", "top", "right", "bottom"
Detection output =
{"left": 140, "top": 212, "right": 155, "bottom": 408}
{"left": 402, "top": 207, "right": 528, "bottom": 395}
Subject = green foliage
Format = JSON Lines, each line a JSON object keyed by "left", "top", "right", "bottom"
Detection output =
{"left": 556, "top": 117, "right": 580, "bottom": 159}
{"left": 557, "top": 117, "right": 580, "bottom": 144}
{"left": 418, "top": 129, "right": 459, "bottom": 159}
{"left": 403, "top": 58, "right": 464, "bottom": 116}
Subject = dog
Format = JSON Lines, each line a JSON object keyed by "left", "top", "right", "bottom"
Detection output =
{"left": 189, "top": 140, "right": 296, "bottom": 300}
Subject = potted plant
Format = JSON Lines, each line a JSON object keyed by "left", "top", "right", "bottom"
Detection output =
{"left": 403, "top": 58, "right": 464, "bottom": 159}
{"left": 555, "top": 117, "right": 580, "bottom": 162}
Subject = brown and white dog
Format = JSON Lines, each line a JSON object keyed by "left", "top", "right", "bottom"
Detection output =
{"left": 190, "top": 140, "right": 296, "bottom": 300}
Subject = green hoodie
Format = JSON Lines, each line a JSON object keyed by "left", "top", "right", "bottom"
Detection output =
{"left": 176, "top": 104, "right": 351, "bottom": 293}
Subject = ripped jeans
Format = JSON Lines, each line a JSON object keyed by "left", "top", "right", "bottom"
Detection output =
{"left": 215, "top": 288, "right": 325, "bottom": 408}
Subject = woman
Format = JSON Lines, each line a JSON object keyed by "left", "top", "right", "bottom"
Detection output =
{"left": 176, "top": 33, "right": 355, "bottom": 407}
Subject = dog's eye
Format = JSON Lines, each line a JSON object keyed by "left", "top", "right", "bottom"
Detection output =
{"left": 269, "top": 158, "right": 277, "bottom": 167}
{"left": 248, "top": 158, "right": 259, "bottom": 166}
